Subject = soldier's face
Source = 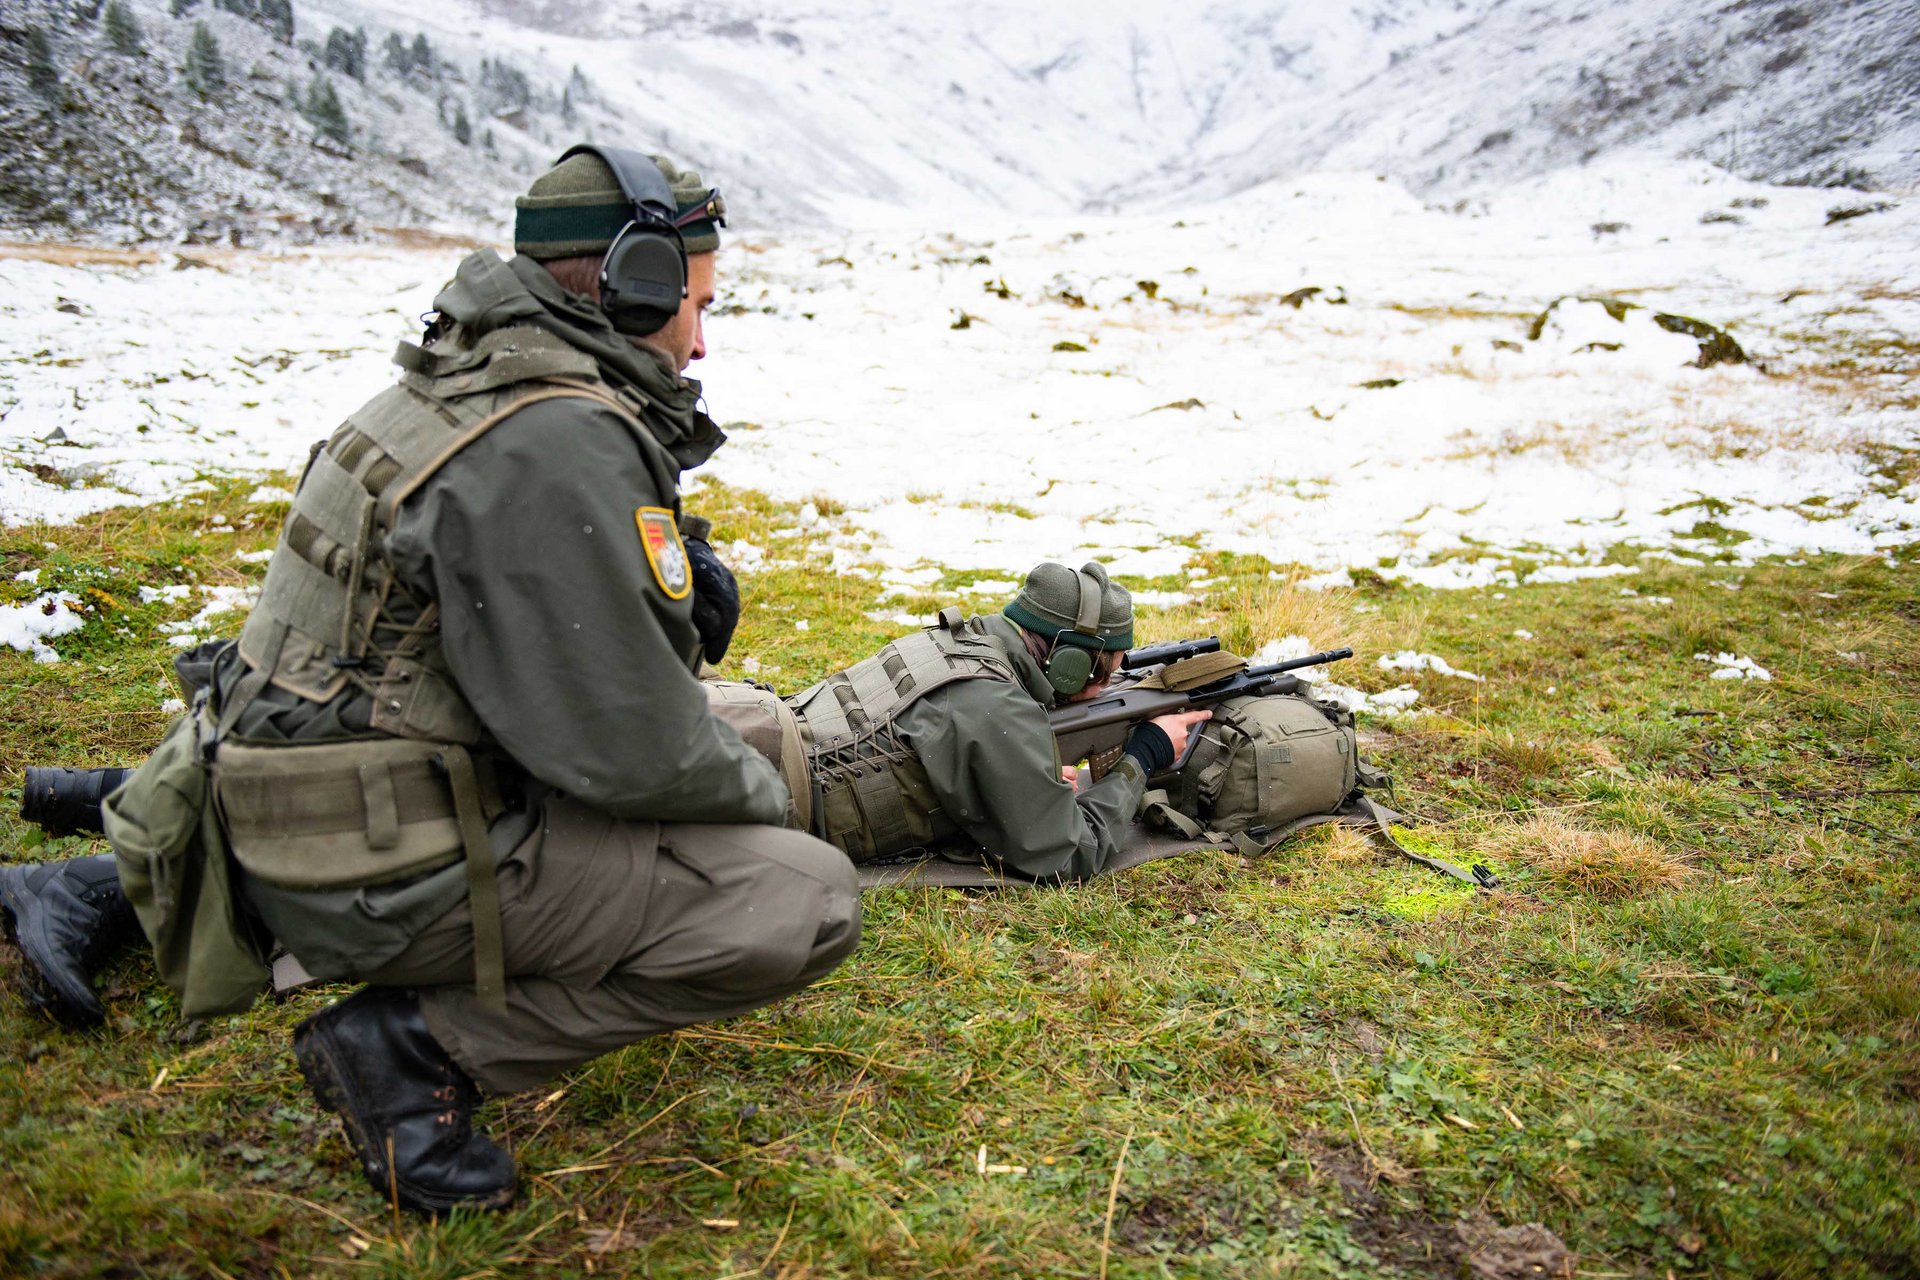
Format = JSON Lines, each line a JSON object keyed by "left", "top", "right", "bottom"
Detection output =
{"left": 635, "top": 251, "right": 716, "bottom": 372}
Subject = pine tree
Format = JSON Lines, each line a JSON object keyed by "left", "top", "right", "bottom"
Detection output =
{"left": 382, "top": 31, "right": 408, "bottom": 75}
{"left": 257, "top": 0, "right": 293, "bottom": 44}
{"left": 451, "top": 105, "right": 472, "bottom": 146}
{"left": 305, "top": 74, "right": 349, "bottom": 145}
{"left": 409, "top": 32, "right": 432, "bottom": 78}
{"left": 25, "top": 26, "right": 60, "bottom": 98}
{"left": 560, "top": 84, "right": 575, "bottom": 124}
{"left": 323, "top": 26, "right": 366, "bottom": 81}
{"left": 170, "top": 0, "right": 200, "bottom": 16}
{"left": 104, "top": 0, "right": 145, "bottom": 55}
{"left": 184, "top": 21, "right": 225, "bottom": 99}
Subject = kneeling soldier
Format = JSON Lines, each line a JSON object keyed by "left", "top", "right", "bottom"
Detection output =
{"left": 1, "top": 146, "right": 860, "bottom": 1216}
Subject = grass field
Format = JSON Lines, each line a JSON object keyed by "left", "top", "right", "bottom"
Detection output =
{"left": 1, "top": 475, "right": 1916, "bottom": 1279}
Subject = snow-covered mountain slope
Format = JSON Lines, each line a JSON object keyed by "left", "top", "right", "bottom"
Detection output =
{"left": 2, "top": 0, "right": 1914, "bottom": 242}
{"left": 4, "top": 159, "right": 1914, "bottom": 586}
{"left": 1133, "top": 0, "right": 1920, "bottom": 207}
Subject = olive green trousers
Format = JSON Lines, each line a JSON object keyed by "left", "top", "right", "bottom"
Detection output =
{"left": 361, "top": 795, "right": 861, "bottom": 1096}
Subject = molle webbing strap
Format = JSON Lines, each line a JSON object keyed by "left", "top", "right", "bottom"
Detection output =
{"left": 439, "top": 744, "right": 507, "bottom": 1014}
{"left": 802, "top": 627, "right": 1009, "bottom": 754}
{"left": 844, "top": 652, "right": 909, "bottom": 727}
{"left": 376, "top": 384, "right": 636, "bottom": 530}
{"left": 214, "top": 617, "right": 287, "bottom": 747}
{"left": 283, "top": 513, "right": 348, "bottom": 580}
{"left": 328, "top": 422, "right": 405, "bottom": 497}
{"left": 218, "top": 755, "right": 459, "bottom": 839}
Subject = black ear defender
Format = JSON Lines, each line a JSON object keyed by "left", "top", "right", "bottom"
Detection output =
{"left": 558, "top": 143, "right": 687, "bottom": 337}
{"left": 1043, "top": 567, "right": 1107, "bottom": 699}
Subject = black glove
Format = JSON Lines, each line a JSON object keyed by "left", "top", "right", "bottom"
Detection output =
{"left": 685, "top": 535, "right": 739, "bottom": 665}
{"left": 1121, "top": 722, "right": 1176, "bottom": 776}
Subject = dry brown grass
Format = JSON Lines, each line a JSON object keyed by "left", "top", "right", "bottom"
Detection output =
{"left": 1483, "top": 731, "right": 1573, "bottom": 779}
{"left": 368, "top": 225, "right": 492, "bottom": 252}
{"left": 1135, "top": 574, "right": 1383, "bottom": 659}
{"left": 0, "top": 240, "right": 173, "bottom": 266}
{"left": 1304, "top": 824, "right": 1378, "bottom": 865}
{"left": 1485, "top": 815, "right": 1693, "bottom": 899}
{"left": 1442, "top": 404, "right": 1858, "bottom": 467}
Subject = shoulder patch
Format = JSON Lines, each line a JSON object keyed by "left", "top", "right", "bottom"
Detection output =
{"left": 635, "top": 507, "right": 692, "bottom": 600}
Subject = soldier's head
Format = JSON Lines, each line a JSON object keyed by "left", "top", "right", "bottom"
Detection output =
{"left": 514, "top": 149, "right": 727, "bottom": 373}
{"left": 1004, "top": 561, "right": 1134, "bottom": 702}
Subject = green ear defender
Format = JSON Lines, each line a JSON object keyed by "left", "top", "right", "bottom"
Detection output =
{"left": 1045, "top": 641, "right": 1097, "bottom": 698}
{"left": 1042, "top": 568, "right": 1106, "bottom": 698}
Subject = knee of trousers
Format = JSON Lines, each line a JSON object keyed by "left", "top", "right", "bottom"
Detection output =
{"left": 678, "top": 827, "right": 860, "bottom": 996}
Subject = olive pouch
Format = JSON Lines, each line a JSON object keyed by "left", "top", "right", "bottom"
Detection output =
{"left": 102, "top": 712, "right": 271, "bottom": 1018}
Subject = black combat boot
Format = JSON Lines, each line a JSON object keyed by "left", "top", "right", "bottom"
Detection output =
{"left": 293, "top": 986, "right": 517, "bottom": 1216}
{"left": 0, "top": 854, "right": 141, "bottom": 1027}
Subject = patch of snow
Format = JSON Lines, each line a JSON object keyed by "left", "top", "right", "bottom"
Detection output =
{"left": 12, "top": 569, "right": 39, "bottom": 584}
{"left": 160, "top": 697, "right": 187, "bottom": 714}
{"left": 726, "top": 540, "right": 767, "bottom": 573}
{"left": 237, "top": 549, "right": 276, "bottom": 564}
{"left": 1695, "top": 652, "right": 1772, "bottom": 681}
{"left": 1513, "top": 629, "right": 1534, "bottom": 639}
{"left": 157, "top": 584, "right": 258, "bottom": 646}
{"left": 1525, "top": 565, "right": 1640, "bottom": 585}
{"left": 138, "top": 584, "right": 192, "bottom": 604}
{"left": 1, "top": 591, "right": 86, "bottom": 663}
{"left": 1312, "top": 683, "right": 1424, "bottom": 717}
{"left": 1378, "top": 650, "right": 1487, "bottom": 683}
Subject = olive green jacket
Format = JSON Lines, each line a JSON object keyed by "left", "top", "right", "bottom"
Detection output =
{"left": 233, "top": 251, "right": 787, "bottom": 978}
{"left": 890, "top": 614, "right": 1148, "bottom": 882}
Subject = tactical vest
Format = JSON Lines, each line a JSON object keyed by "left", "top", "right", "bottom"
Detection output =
{"left": 232, "top": 325, "right": 645, "bottom": 742}
{"left": 791, "top": 609, "right": 1022, "bottom": 862}
{"left": 214, "top": 324, "right": 653, "bottom": 1011}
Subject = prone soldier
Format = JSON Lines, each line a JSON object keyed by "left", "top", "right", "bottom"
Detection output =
{"left": 783, "top": 561, "right": 1211, "bottom": 880}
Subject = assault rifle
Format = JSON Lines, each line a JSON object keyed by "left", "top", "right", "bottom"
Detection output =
{"left": 1049, "top": 638, "right": 1354, "bottom": 776}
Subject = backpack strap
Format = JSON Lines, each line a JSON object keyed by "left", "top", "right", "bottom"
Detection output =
{"left": 438, "top": 744, "right": 507, "bottom": 1013}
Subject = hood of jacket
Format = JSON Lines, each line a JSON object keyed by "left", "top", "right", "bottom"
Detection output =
{"left": 429, "top": 249, "right": 724, "bottom": 472}
{"left": 979, "top": 612, "right": 1062, "bottom": 708}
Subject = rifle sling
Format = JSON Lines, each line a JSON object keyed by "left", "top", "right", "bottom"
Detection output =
{"left": 1356, "top": 795, "right": 1489, "bottom": 888}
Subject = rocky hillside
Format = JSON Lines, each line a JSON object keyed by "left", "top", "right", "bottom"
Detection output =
{"left": 0, "top": 0, "right": 1913, "bottom": 243}
{"left": 1127, "top": 0, "right": 1920, "bottom": 208}
{"left": 0, "top": 0, "right": 625, "bottom": 244}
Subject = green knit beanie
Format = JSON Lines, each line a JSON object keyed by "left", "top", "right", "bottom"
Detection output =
{"left": 1003, "top": 561, "right": 1134, "bottom": 651}
{"left": 514, "top": 150, "right": 726, "bottom": 258}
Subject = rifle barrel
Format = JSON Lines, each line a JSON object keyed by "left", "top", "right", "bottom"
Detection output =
{"left": 1243, "top": 646, "right": 1354, "bottom": 680}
